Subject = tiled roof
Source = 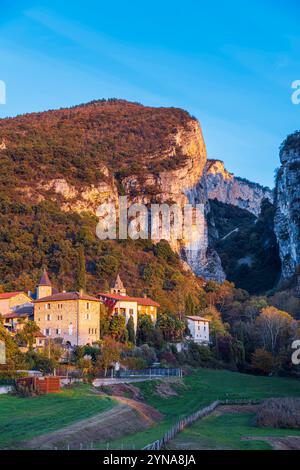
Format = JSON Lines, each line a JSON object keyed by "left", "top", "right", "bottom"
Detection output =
{"left": 3, "top": 312, "right": 30, "bottom": 319}
{"left": 186, "top": 316, "right": 211, "bottom": 322}
{"left": 0, "top": 291, "right": 27, "bottom": 299}
{"left": 38, "top": 269, "right": 52, "bottom": 286}
{"left": 35, "top": 292, "right": 100, "bottom": 303}
{"left": 97, "top": 292, "right": 160, "bottom": 307}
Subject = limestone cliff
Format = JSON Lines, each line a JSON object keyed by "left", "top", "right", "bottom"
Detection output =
{"left": 274, "top": 132, "right": 300, "bottom": 279}
{"left": 206, "top": 159, "right": 273, "bottom": 216}
{"left": 0, "top": 100, "right": 225, "bottom": 282}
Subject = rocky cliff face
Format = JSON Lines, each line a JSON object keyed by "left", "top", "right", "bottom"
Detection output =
{"left": 274, "top": 132, "right": 300, "bottom": 279}
{"left": 206, "top": 159, "right": 273, "bottom": 216}
{"left": 0, "top": 100, "right": 225, "bottom": 283}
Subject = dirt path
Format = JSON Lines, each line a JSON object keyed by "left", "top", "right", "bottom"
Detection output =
{"left": 242, "top": 436, "right": 300, "bottom": 450}
{"left": 25, "top": 396, "right": 161, "bottom": 450}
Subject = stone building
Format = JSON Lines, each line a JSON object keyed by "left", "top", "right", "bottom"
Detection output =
{"left": 97, "top": 275, "right": 159, "bottom": 331}
{"left": 34, "top": 271, "right": 101, "bottom": 346}
{"left": 0, "top": 291, "right": 32, "bottom": 316}
{"left": 186, "top": 316, "right": 210, "bottom": 344}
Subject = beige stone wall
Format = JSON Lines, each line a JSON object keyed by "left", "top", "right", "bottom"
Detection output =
{"left": 78, "top": 299, "right": 100, "bottom": 345}
{"left": 113, "top": 300, "right": 138, "bottom": 331}
{"left": 34, "top": 299, "right": 101, "bottom": 346}
{"left": 137, "top": 305, "right": 157, "bottom": 324}
{"left": 37, "top": 285, "right": 52, "bottom": 300}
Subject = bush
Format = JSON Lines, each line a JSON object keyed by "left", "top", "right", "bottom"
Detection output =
{"left": 251, "top": 348, "right": 274, "bottom": 375}
{"left": 255, "top": 398, "right": 300, "bottom": 429}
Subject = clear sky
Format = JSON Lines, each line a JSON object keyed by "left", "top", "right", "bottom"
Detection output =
{"left": 1, "top": 0, "right": 299, "bottom": 187}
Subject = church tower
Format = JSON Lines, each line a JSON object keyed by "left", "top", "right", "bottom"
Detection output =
{"left": 110, "top": 274, "right": 126, "bottom": 296}
{"left": 37, "top": 269, "right": 52, "bottom": 299}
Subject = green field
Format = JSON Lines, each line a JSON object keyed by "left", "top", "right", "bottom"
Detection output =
{"left": 97, "top": 368, "right": 300, "bottom": 449}
{"left": 1, "top": 369, "right": 300, "bottom": 450}
{"left": 0, "top": 384, "right": 116, "bottom": 449}
{"left": 167, "top": 412, "right": 300, "bottom": 450}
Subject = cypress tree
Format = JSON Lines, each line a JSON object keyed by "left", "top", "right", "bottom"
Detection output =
{"left": 127, "top": 315, "right": 136, "bottom": 344}
{"left": 76, "top": 245, "right": 86, "bottom": 291}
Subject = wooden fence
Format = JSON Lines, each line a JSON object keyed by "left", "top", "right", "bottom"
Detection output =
{"left": 16, "top": 376, "right": 61, "bottom": 394}
{"left": 143, "top": 399, "right": 261, "bottom": 450}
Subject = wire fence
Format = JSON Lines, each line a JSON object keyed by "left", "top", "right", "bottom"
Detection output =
{"left": 50, "top": 398, "right": 261, "bottom": 450}
{"left": 143, "top": 398, "right": 262, "bottom": 450}
{"left": 119, "top": 368, "right": 182, "bottom": 378}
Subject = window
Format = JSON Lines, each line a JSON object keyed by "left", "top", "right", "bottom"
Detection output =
{"left": 95, "top": 328, "right": 97, "bottom": 335}
{"left": 88, "top": 328, "right": 91, "bottom": 334}
{"left": 87, "top": 302, "right": 90, "bottom": 310}
{"left": 55, "top": 328, "right": 61, "bottom": 335}
{"left": 45, "top": 328, "right": 51, "bottom": 336}
{"left": 85, "top": 313, "right": 91, "bottom": 320}
{"left": 129, "top": 309, "right": 134, "bottom": 315}
{"left": 46, "top": 303, "right": 51, "bottom": 310}
{"left": 46, "top": 314, "right": 51, "bottom": 321}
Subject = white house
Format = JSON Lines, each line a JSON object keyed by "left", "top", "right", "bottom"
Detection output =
{"left": 186, "top": 316, "right": 210, "bottom": 344}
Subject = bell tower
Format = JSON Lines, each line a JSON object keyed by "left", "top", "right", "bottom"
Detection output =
{"left": 37, "top": 269, "right": 52, "bottom": 299}
{"left": 110, "top": 274, "right": 126, "bottom": 296}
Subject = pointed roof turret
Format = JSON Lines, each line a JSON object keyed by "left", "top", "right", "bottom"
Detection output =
{"left": 110, "top": 274, "right": 126, "bottom": 295}
{"left": 113, "top": 274, "right": 124, "bottom": 290}
{"left": 38, "top": 269, "right": 52, "bottom": 287}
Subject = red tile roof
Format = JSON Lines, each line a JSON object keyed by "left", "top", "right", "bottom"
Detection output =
{"left": 2, "top": 312, "right": 30, "bottom": 319}
{"left": 35, "top": 292, "right": 100, "bottom": 303}
{"left": 97, "top": 292, "right": 160, "bottom": 307}
{"left": 0, "top": 291, "right": 27, "bottom": 300}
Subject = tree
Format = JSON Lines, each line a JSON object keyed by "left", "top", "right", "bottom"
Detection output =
{"left": 157, "top": 311, "right": 186, "bottom": 342}
{"left": 109, "top": 315, "right": 128, "bottom": 343}
{"left": 256, "top": 306, "right": 294, "bottom": 355}
{"left": 14, "top": 321, "right": 40, "bottom": 350}
{"left": 185, "top": 294, "right": 195, "bottom": 316}
{"left": 96, "top": 337, "right": 122, "bottom": 376}
{"left": 251, "top": 348, "right": 274, "bottom": 375}
{"left": 137, "top": 315, "right": 157, "bottom": 346}
{"left": 100, "top": 304, "right": 110, "bottom": 339}
{"left": 127, "top": 316, "right": 136, "bottom": 344}
{"left": 76, "top": 245, "right": 86, "bottom": 291}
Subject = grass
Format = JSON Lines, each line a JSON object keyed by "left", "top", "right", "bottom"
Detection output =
{"left": 97, "top": 368, "right": 300, "bottom": 449}
{"left": 0, "top": 384, "right": 116, "bottom": 449}
{"left": 167, "top": 412, "right": 300, "bottom": 450}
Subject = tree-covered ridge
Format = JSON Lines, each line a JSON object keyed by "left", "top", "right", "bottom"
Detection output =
{"left": 0, "top": 99, "right": 194, "bottom": 194}
{"left": 0, "top": 194, "right": 206, "bottom": 315}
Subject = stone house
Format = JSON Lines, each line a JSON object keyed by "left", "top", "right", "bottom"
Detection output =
{"left": 34, "top": 271, "right": 101, "bottom": 346}
{"left": 186, "top": 316, "right": 210, "bottom": 344}
{"left": 97, "top": 275, "right": 159, "bottom": 331}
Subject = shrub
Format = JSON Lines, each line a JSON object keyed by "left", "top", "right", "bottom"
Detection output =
{"left": 255, "top": 398, "right": 300, "bottom": 429}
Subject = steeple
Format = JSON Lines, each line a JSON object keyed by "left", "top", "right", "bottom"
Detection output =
{"left": 110, "top": 274, "right": 126, "bottom": 296}
{"left": 39, "top": 269, "right": 52, "bottom": 287}
{"left": 37, "top": 269, "right": 52, "bottom": 299}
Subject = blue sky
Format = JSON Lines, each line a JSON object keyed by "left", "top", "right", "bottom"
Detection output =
{"left": 1, "top": 0, "right": 300, "bottom": 187}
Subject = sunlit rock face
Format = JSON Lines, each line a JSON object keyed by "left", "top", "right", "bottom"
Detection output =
{"left": 274, "top": 132, "right": 300, "bottom": 278}
{"left": 206, "top": 159, "right": 273, "bottom": 216}
{"left": 4, "top": 99, "right": 225, "bottom": 282}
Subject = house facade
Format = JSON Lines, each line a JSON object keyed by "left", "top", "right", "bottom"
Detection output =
{"left": 186, "top": 316, "right": 210, "bottom": 344}
{"left": 0, "top": 292, "right": 32, "bottom": 316}
{"left": 97, "top": 275, "right": 159, "bottom": 331}
{"left": 34, "top": 271, "right": 101, "bottom": 346}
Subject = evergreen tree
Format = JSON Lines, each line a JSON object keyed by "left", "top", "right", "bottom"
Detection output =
{"left": 76, "top": 245, "right": 86, "bottom": 291}
{"left": 127, "top": 316, "right": 136, "bottom": 344}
